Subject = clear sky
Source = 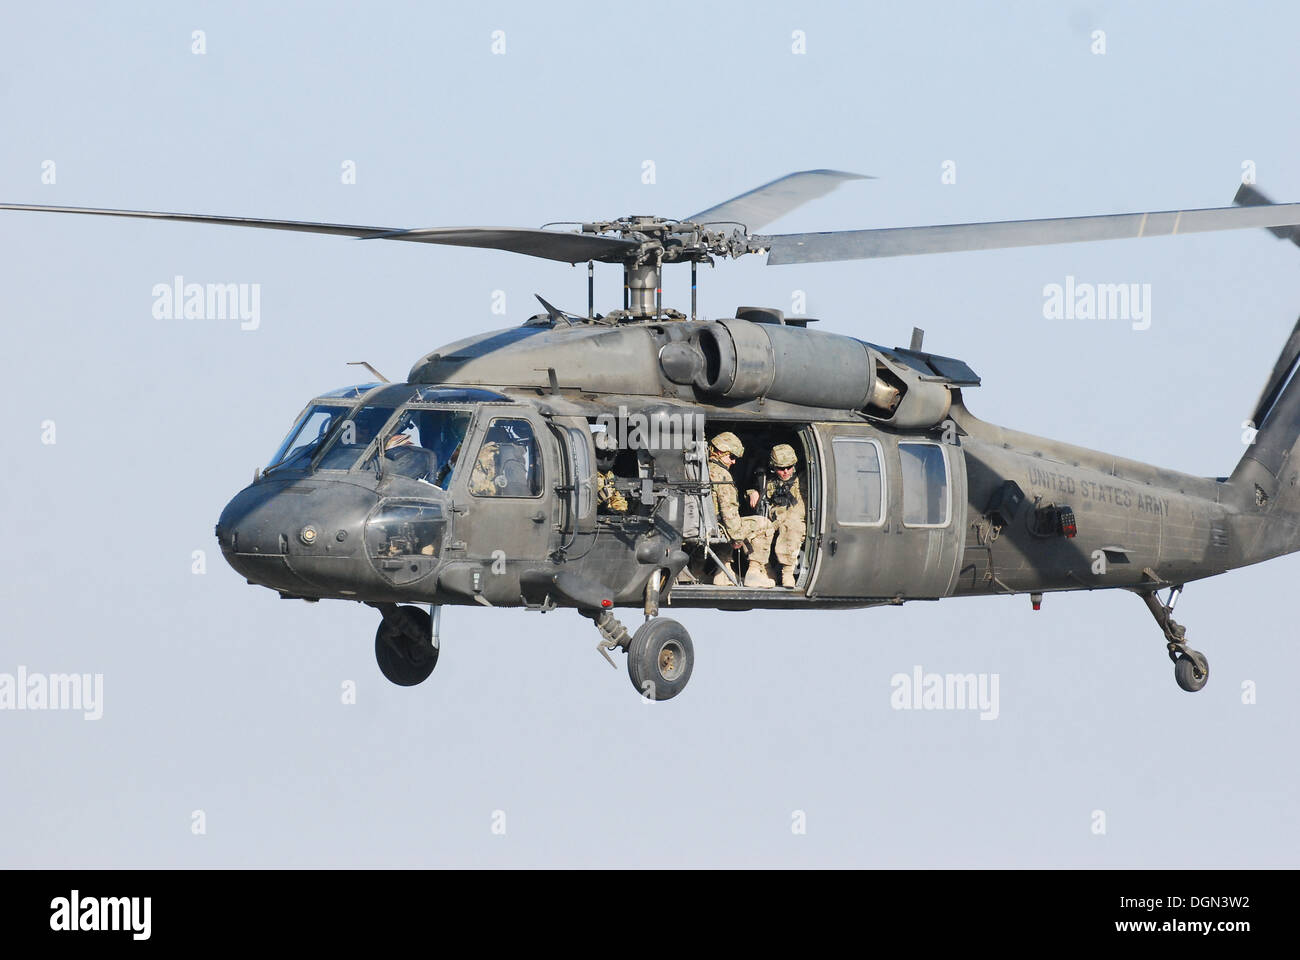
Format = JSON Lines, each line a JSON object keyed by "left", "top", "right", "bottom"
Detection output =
{"left": 2, "top": 0, "right": 1298, "bottom": 866}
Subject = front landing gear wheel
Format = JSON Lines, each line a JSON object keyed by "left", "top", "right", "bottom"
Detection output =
{"left": 627, "top": 618, "right": 693, "bottom": 701}
{"left": 375, "top": 606, "right": 437, "bottom": 686}
{"left": 1173, "top": 650, "right": 1209, "bottom": 693}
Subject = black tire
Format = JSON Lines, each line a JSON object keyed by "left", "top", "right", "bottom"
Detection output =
{"left": 627, "top": 618, "right": 693, "bottom": 701}
{"left": 374, "top": 606, "right": 438, "bottom": 686}
{"left": 1174, "top": 652, "right": 1208, "bottom": 693}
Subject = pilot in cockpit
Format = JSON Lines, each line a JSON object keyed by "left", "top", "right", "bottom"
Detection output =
{"left": 381, "top": 418, "right": 438, "bottom": 483}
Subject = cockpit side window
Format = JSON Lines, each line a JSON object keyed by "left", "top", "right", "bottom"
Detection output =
{"left": 468, "top": 418, "right": 542, "bottom": 498}
{"left": 381, "top": 408, "right": 473, "bottom": 487}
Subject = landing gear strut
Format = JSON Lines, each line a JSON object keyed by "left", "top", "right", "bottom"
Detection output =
{"left": 1139, "top": 586, "right": 1209, "bottom": 693}
{"left": 589, "top": 609, "right": 694, "bottom": 701}
{"left": 372, "top": 603, "right": 440, "bottom": 686}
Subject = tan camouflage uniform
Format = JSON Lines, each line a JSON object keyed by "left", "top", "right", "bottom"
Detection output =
{"left": 468, "top": 441, "right": 501, "bottom": 495}
{"left": 751, "top": 473, "right": 805, "bottom": 586}
{"left": 596, "top": 470, "right": 628, "bottom": 513}
{"left": 709, "top": 459, "right": 773, "bottom": 567}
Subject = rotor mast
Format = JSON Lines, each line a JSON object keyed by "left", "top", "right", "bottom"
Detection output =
{"left": 580, "top": 215, "right": 745, "bottom": 319}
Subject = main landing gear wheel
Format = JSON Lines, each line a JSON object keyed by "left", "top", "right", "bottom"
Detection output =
{"left": 1173, "top": 650, "right": 1209, "bottom": 693}
{"left": 374, "top": 605, "right": 438, "bottom": 686}
{"left": 627, "top": 617, "right": 694, "bottom": 701}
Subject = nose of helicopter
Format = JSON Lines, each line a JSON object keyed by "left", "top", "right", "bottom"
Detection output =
{"left": 215, "top": 477, "right": 381, "bottom": 596}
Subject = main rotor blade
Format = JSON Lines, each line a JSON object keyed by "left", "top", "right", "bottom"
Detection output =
{"left": 1233, "top": 183, "right": 1300, "bottom": 246}
{"left": 0, "top": 204, "right": 639, "bottom": 264}
{"left": 687, "top": 169, "right": 872, "bottom": 231}
{"left": 759, "top": 201, "right": 1300, "bottom": 264}
{"left": 364, "top": 226, "right": 639, "bottom": 263}
{"left": 0, "top": 202, "right": 399, "bottom": 238}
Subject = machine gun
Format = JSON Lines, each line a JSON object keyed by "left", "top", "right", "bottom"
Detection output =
{"left": 752, "top": 465, "right": 771, "bottom": 519}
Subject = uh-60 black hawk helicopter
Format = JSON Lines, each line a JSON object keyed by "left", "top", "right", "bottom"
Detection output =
{"left": 8, "top": 171, "right": 1300, "bottom": 700}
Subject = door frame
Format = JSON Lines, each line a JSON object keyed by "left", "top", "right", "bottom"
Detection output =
{"left": 447, "top": 405, "right": 560, "bottom": 565}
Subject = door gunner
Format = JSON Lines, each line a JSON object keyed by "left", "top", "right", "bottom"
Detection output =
{"left": 708, "top": 432, "right": 775, "bottom": 588}
{"left": 747, "top": 443, "right": 805, "bottom": 588}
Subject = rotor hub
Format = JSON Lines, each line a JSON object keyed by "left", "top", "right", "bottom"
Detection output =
{"left": 579, "top": 217, "right": 744, "bottom": 266}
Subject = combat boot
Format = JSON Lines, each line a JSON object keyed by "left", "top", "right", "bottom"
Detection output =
{"left": 744, "top": 565, "right": 776, "bottom": 588}
{"left": 712, "top": 562, "right": 738, "bottom": 586}
{"left": 781, "top": 565, "right": 797, "bottom": 588}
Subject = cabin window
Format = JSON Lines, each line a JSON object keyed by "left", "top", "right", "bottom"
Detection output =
{"left": 833, "top": 438, "right": 885, "bottom": 525}
{"left": 899, "top": 442, "right": 950, "bottom": 527}
{"left": 469, "top": 418, "right": 543, "bottom": 498}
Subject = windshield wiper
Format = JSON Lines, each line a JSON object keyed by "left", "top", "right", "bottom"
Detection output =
{"left": 308, "top": 415, "right": 357, "bottom": 472}
{"left": 264, "top": 444, "right": 311, "bottom": 477}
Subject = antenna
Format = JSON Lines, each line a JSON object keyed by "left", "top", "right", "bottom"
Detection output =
{"left": 534, "top": 294, "right": 573, "bottom": 326}
{"left": 347, "top": 361, "right": 390, "bottom": 383}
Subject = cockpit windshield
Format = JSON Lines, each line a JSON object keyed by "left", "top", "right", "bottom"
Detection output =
{"left": 265, "top": 403, "right": 351, "bottom": 472}
{"left": 265, "top": 401, "right": 396, "bottom": 474}
{"left": 264, "top": 385, "right": 478, "bottom": 484}
{"left": 314, "top": 404, "right": 400, "bottom": 470}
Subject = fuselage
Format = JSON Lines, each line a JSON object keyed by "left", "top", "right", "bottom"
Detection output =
{"left": 217, "top": 314, "right": 1254, "bottom": 611}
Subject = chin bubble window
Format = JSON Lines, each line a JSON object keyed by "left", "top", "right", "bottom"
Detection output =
{"left": 364, "top": 501, "right": 445, "bottom": 585}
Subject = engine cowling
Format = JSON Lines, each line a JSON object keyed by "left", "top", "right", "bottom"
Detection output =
{"left": 680, "top": 316, "right": 954, "bottom": 429}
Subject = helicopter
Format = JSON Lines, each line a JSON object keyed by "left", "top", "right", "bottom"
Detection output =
{"left": 6, "top": 170, "right": 1300, "bottom": 701}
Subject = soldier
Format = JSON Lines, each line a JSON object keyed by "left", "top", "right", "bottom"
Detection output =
{"left": 383, "top": 429, "right": 438, "bottom": 483}
{"left": 747, "top": 443, "right": 805, "bottom": 587}
{"left": 434, "top": 439, "right": 462, "bottom": 488}
{"left": 708, "top": 432, "right": 775, "bottom": 587}
{"left": 595, "top": 449, "right": 628, "bottom": 514}
{"left": 468, "top": 440, "right": 501, "bottom": 495}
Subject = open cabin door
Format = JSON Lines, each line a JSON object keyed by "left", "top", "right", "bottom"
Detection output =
{"left": 809, "top": 423, "right": 966, "bottom": 599}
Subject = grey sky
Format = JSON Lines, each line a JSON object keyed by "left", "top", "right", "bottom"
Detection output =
{"left": 1, "top": 1, "right": 1297, "bottom": 867}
